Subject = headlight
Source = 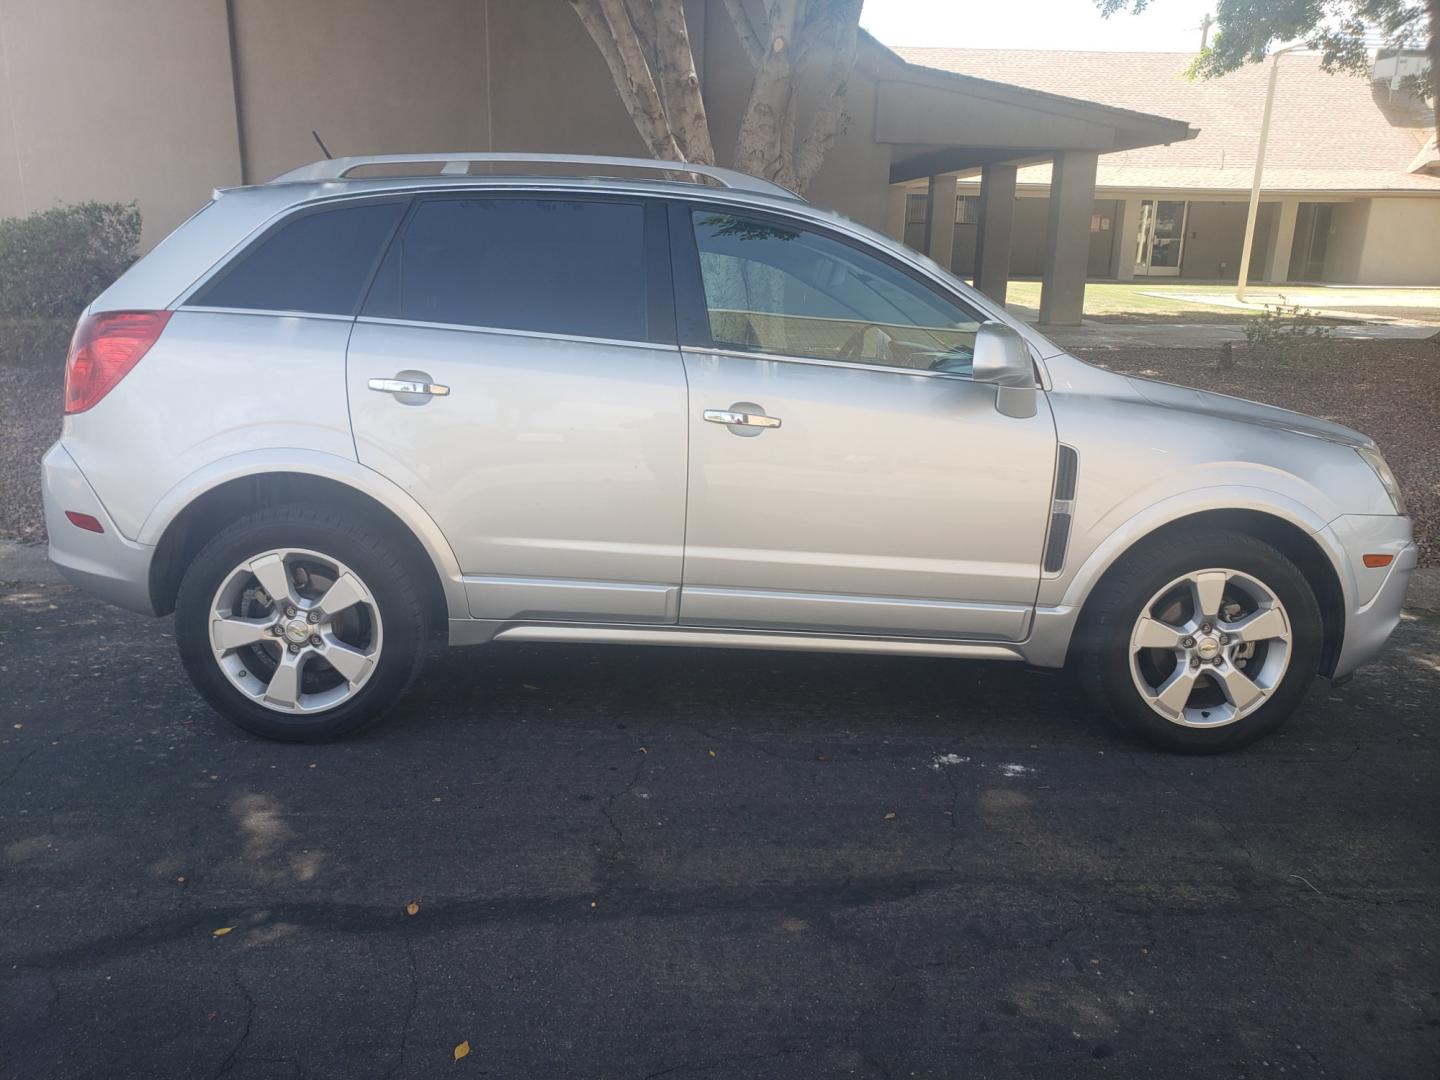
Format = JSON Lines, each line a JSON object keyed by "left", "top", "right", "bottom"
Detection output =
{"left": 1356, "top": 446, "right": 1406, "bottom": 514}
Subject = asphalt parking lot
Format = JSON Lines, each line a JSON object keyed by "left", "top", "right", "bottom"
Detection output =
{"left": 2, "top": 550, "right": 1437, "bottom": 1080}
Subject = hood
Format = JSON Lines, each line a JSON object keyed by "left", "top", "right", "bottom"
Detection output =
{"left": 1125, "top": 376, "right": 1374, "bottom": 449}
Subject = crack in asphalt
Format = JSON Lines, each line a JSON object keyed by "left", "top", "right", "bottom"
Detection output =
{"left": 381, "top": 928, "right": 420, "bottom": 1080}
{"left": 10, "top": 873, "right": 1430, "bottom": 976}
{"left": 599, "top": 746, "right": 651, "bottom": 846}
{"left": 210, "top": 968, "right": 256, "bottom": 1080}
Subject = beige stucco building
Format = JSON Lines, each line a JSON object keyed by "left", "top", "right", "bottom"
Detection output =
{"left": 0, "top": 0, "right": 1202, "bottom": 324}
{"left": 896, "top": 48, "right": 1440, "bottom": 288}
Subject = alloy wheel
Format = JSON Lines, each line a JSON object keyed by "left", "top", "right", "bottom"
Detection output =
{"left": 1128, "top": 568, "right": 1292, "bottom": 728}
{"left": 207, "top": 548, "right": 383, "bottom": 714}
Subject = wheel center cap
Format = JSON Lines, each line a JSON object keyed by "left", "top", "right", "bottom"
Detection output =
{"left": 282, "top": 619, "right": 311, "bottom": 644}
{"left": 1195, "top": 635, "right": 1221, "bottom": 659}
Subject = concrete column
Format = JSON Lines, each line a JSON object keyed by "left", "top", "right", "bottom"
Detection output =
{"left": 1039, "top": 151, "right": 1100, "bottom": 326}
{"left": 884, "top": 184, "right": 909, "bottom": 244}
{"left": 1113, "top": 196, "right": 1143, "bottom": 281}
{"left": 974, "top": 163, "right": 1017, "bottom": 303}
{"left": 924, "top": 172, "right": 959, "bottom": 272}
{"left": 1262, "top": 198, "right": 1300, "bottom": 283}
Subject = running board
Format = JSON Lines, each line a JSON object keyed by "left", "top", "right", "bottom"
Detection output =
{"left": 451, "top": 620, "right": 1025, "bottom": 660}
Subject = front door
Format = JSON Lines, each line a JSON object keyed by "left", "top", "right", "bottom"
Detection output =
{"left": 347, "top": 194, "right": 688, "bottom": 624}
{"left": 671, "top": 205, "right": 1056, "bottom": 641}
{"left": 1133, "top": 200, "right": 1188, "bottom": 276}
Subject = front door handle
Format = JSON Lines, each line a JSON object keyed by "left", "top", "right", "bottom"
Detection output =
{"left": 704, "top": 408, "right": 781, "bottom": 430}
{"left": 369, "top": 377, "right": 450, "bottom": 397}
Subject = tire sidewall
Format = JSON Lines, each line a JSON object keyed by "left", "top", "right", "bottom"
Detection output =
{"left": 175, "top": 508, "right": 427, "bottom": 741}
{"left": 1085, "top": 531, "right": 1323, "bottom": 753}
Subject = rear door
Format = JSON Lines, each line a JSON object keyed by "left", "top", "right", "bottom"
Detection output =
{"left": 346, "top": 193, "right": 689, "bottom": 624}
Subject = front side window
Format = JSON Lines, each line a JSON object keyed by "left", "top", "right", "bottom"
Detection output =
{"left": 363, "top": 197, "right": 648, "bottom": 341}
{"left": 691, "top": 210, "right": 982, "bottom": 375}
{"left": 189, "top": 201, "right": 405, "bottom": 316}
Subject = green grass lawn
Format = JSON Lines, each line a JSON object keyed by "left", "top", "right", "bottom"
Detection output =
{"left": 1002, "top": 281, "right": 1440, "bottom": 324}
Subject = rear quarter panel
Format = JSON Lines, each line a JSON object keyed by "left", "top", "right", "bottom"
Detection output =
{"left": 61, "top": 310, "right": 356, "bottom": 539}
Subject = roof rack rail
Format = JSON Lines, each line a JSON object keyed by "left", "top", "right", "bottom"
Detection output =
{"left": 267, "top": 152, "right": 802, "bottom": 200}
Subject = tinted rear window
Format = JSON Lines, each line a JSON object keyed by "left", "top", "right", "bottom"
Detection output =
{"left": 362, "top": 197, "right": 647, "bottom": 341}
{"left": 190, "top": 201, "right": 404, "bottom": 315}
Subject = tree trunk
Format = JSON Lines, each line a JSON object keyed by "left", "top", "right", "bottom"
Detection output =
{"left": 569, "top": 0, "right": 864, "bottom": 193}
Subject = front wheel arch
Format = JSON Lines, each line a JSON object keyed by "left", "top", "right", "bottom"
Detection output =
{"left": 1072, "top": 509, "right": 1345, "bottom": 676}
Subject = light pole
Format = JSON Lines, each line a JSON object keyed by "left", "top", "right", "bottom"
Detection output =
{"left": 1235, "top": 44, "right": 1304, "bottom": 302}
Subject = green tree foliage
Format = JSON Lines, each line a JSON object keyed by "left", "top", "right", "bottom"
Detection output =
{"left": 1100, "top": 0, "right": 1438, "bottom": 139}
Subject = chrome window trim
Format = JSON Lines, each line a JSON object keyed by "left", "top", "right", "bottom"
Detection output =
{"left": 174, "top": 305, "right": 357, "bottom": 323}
{"left": 353, "top": 314, "right": 678, "bottom": 353}
{"left": 683, "top": 343, "right": 998, "bottom": 385}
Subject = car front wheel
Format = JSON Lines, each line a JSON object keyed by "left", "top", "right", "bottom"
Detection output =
{"left": 1078, "top": 529, "right": 1323, "bottom": 753}
{"left": 174, "top": 505, "right": 429, "bottom": 741}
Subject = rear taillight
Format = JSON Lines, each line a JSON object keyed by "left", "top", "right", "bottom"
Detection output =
{"left": 63, "top": 310, "right": 172, "bottom": 415}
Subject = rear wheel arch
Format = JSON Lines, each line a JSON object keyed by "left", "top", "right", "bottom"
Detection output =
{"left": 1073, "top": 508, "right": 1345, "bottom": 676}
{"left": 148, "top": 472, "right": 449, "bottom": 636}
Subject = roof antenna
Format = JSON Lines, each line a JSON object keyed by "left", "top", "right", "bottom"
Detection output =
{"left": 312, "top": 130, "right": 333, "bottom": 159}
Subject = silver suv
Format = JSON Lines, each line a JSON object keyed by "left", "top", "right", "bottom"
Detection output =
{"left": 41, "top": 153, "right": 1415, "bottom": 752}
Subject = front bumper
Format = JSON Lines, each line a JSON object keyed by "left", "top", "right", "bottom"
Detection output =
{"left": 41, "top": 442, "right": 158, "bottom": 615}
{"left": 1320, "top": 513, "right": 1418, "bottom": 680}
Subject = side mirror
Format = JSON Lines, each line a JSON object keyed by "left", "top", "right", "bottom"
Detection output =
{"left": 972, "top": 322, "right": 1038, "bottom": 418}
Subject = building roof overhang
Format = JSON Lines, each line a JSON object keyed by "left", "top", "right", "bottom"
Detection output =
{"left": 857, "top": 34, "right": 1198, "bottom": 184}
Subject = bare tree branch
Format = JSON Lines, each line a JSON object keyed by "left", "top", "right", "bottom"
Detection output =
{"left": 570, "top": 0, "right": 685, "bottom": 160}
{"left": 653, "top": 0, "right": 715, "bottom": 163}
{"left": 718, "top": 0, "right": 767, "bottom": 67}
{"left": 791, "top": 0, "right": 862, "bottom": 190}
{"left": 733, "top": 0, "right": 804, "bottom": 181}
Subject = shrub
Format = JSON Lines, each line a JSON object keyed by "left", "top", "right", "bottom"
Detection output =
{"left": 0, "top": 315, "right": 74, "bottom": 371}
{"left": 1242, "top": 295, "right": 1338, "bottom": 371}
{"left": 0, "top": 201, "right": 141, "bottom": 319}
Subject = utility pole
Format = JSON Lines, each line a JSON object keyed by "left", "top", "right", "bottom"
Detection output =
{"left": 1198, "top": 12, "right": 1213, "bottom": 49}
{"left": 1235, "top": 45, "right": 1301, "bottom": 302}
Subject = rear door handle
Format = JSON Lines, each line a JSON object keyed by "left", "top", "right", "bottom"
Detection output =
{"left": 703, "top": 409, "right": 781, "bottom": 429}
{"left": 369, "top": 377, "right": 450, "bottom": 397}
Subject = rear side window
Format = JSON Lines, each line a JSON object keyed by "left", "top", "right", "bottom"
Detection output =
{"left": 362, "top": 197, "right": 647, "bottom": 341}
{"left": 189, "top": 201, "right": 404, "bottom": 315}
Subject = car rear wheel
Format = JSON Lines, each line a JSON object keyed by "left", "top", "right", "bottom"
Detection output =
{"left": 175, "top": 505, "right": 429, "bottom": 741}
{"left": 1077, "top": 528, "right": 1323, "bottom": 753}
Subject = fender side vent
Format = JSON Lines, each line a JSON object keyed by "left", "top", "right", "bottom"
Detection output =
{"left": 1054, "top": 444, "right": 1078, "bottom": 500}
{"left": 1042, "top": 445, "right": 1079, "bottom": 574}
{"left": 1043, "top": 512, "right": 1073, "bottom": 573}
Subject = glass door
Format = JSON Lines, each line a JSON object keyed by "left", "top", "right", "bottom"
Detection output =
{"left": 1133, "top": 200, "right": 1188, "bottom": 276}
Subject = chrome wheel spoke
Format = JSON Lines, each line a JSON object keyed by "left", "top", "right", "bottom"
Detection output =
{"left": 211, "top": 614, "right": 274, "bottom": 652}
{"left": 1224, "top": 606, "right": 1288, "bottom": 644}
{"left": 1191, "top": 571, "right": 1228, "bottom": 623}
{"left": 316, "top": 572, "right": 368, "bottom": 618}
{"left": 1212, "top": 661, "right": 1266, "bottom": 713}
{"left": 264, "top": 651, "right": 306, "bottom": 710}
{"left": 1133, "top": 616, "right": 1185, "bottom": 650}
{"left": 319, "top": 639, "right": 373, "bottom": 684}
{"left": 1150, "top": 665, "right": 1199, "bottom": 717}
{"left": 250, "top": 553, "right": 300, "bottom": 610}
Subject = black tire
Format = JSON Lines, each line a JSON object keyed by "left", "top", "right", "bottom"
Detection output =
{"left": 175, "top": 504, "right": 430, "bottom": 741}
{"left": 1075, "top": 528, "right": 1323, "bottom": 753}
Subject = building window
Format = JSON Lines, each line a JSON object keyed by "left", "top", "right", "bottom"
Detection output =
{"left": 956, "top": 196, "right": 980, "bottom": 225}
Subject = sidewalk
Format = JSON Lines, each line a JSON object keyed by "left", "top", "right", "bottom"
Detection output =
{"left": 1021, "top": 318, "right": 1439, "bottom": 350}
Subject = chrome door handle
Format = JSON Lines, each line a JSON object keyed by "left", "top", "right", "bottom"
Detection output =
{"left": 368, "top": 377, "right": 450, "bottom": 397}
{"left": 703, "top": 409, "right": 781, "bottom": 429}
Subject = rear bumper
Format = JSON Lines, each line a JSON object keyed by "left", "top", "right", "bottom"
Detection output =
{"left": 41, "top": 442, "right": 158, "bottom": 615}
{"left": 1321, "top": 513, "right": 1417, "bottom": 680}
